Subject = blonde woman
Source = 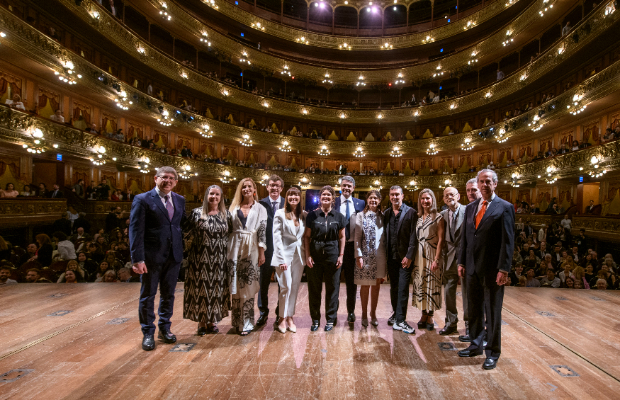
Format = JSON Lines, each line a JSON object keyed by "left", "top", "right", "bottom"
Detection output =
{"left": 184, "top": 185, "right": 233, "bottom": 335}
{"left": 353, "top": 190, "right": 386, "bottom": 327}
{"left": 412, "top": 188, "right": 445, "bottom": 331}
{"left": 272, "top": 186, "right": 306, "bottom": 333}
{"left": 227, "top": 178, "right": 267, "bottom": 336}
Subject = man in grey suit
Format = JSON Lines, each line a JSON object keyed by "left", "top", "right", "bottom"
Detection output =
{"left": 439, "top": 186, "right": 466, "bottom": 336}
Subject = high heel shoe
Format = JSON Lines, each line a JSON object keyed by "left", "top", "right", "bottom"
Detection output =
{"left": 417, "top": 314, "right": 428, "bottom": 329}
{"left": 361, "top": 318, "right": 369, "bottom": 327}
{"left": 197, "top": 325, "right": 208, "bottom": 336}
{"left": 426, "top": 315, "right": 435, "bottom": 331}
{"left": 274, "top": 321, "right": 287, "bottom": 334}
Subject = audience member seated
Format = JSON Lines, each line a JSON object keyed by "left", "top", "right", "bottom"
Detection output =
{"left": 64, "top": 269, "right": 80, "bottom": 283}
{"left": 21, "top": 243, "right": 38, "bottom": 265}
{"left": 86, "top": 242, "right": 105, "bottom": 264}
{"left": 77, "top": 251, "right": 99, "bottom": 278}
{"left": 117, "top": 267, "right": 139, "bottom": 282}
{"left": 5, "top": 94, "right": 26, "bottom": 111}
{"left": 24, "top": 268, "right": 51, "bottom": 283}
{"left": 563, "top": 276, "right": 575, "bottom": 289}
{"left": 53, "top": 231, "right": 76, "bottom": 261}
{"left": 57, "top": 259, "right": 87, "bottom": 282}
{"left": 525, "top": 268, "right": 541, "bottom": 287}
{"left": 0, "top": 265, "right": 17, "bottom": 285}
{"left": 540, "top": 269, "right": 561, "bottom": 288}
{"left": 48, "top": 183, "right": 64, "bottom": 199}
{"left": 20, "top": 185, "right": 36, "bottom": 197}
{"left": 0, "top": 183, "right": 19, "bottom": 198}
{"left": 29, "top": 234, "right": 53, "bottom": 267}
{"left": 73, "top": 212, "right": 91, "bottom": 234}
{"left": 92, "top": 261, "right": 113, "bottom": 282}
{"left": 593, "top": 279, "right": 608, "bottom": 290}
{"left": 101, "top": 269, "right": 117, "bottom": 282}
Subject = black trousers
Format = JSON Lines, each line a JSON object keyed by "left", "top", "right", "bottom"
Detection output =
{"left": 342, "top": 241, "right": 357, "bottom": 314}
{"left": 139, "top": 256, "right": 181, "bottom": 335}
{"left": 307, "top": 259, "right": 341, "bottom": 323}
{"left": 387, "top": 258, "right": 412, "bottom": 323}
{"left": 467, "top": 272, "right": 504, "bottom": 360}
{"left": 258, "top": 259, "right": 279, "bottom": 317}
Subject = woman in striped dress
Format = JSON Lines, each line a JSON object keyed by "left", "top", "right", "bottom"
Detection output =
{"left": 412, "top": 188, "right": 445, "bottom": 331}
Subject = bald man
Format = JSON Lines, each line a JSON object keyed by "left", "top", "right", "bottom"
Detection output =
{"left": 439, "top": 187, "right": 467, "bottom": 336}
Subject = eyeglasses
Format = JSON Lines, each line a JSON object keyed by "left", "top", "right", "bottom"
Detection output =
{"left": 268, "top": 183, "right": 281, "bottom": 188}
{"left": 157, "top": 175, "right": 177, "bottom": 181}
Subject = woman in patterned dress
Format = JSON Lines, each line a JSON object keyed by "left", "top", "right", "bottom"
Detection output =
{"left": 227, "top": 178, "right": 267, "bottom": 336}
{"left": 353, "top": 190, "right": 386, "bottom": 327}
{"left": 183, "top": 185, "right": 232, "bottom": 336}
{"left": 412, "top": 188, "right": 445, "bottom": 331}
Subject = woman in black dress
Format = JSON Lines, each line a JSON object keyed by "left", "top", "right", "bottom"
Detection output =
{"left": 184, "top": 185, "right": 233, "bottom": 335}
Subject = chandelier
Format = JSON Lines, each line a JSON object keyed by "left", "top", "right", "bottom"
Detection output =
{"left": 318, "top": 145, "right": 330, "bottom": 156}
{"left": 584, "top": 156, "right": 607, "bottom": 178}
{"left": 568, "top": 93, "right": 587, "bottom": 115}
{"left": 528, "top": 114, "right": 544, "bottom": 131}
{"left": 353, "top": 146, "right": 365, "bottom": 158}
{"left": 390, "top": 146, "right": 403, "bottom": 157}
{"left": 280, "top": 141, "right": 292, "bottom": 152}
{"left": 296, "top": 36, "right": 309, "bottom": 45}
{"left": 497, "top": 128, "right": 508, "bottom": 143}
{"left": 298, "top": 177, "right": 311, "bottom": 189}
{"left": 179, "top": 165, "right": 198, "bottom": 179}
{"left": 241, "top": 134, "right": 252, "bottom": 147}
{"left": 405, "top": 181, "right": 419, "bottom": 191}
{"left": 461, "top": 138, "right": 474, "bottom": 151}
{"left": 115, "top": 91, "right": 132, "bottom": 110}
{"left": 393, "top": 72, "right": 405, "bottom": 85}
{"left": 426, "top": 143, "right": 438, "bottom": 155}
{"left": 281, "top": 65, "right": 291, "bottom": 77}
{"left": 355, "top": 75, "right": 366, "bottom": 87}
{"left": 157, "top": 109, "right": 172, "bottom": 126}
{"left": 22, "top": 128, "right": 57, "bottom": 154}
{"left": 510, "top": 172, "right": 521, "bottom": 187}
{"left": 200, "top": 125, "right": 213, "bottom": 138}
{"left": 239, "top": 51, "right": 251, "bottom": 65}
{"left": 89, "top": 145, "right": 115, "bottom": 166}
{"left": 199, "top": 31, "right": 211, "bottom": 46}
{"left": 370, "top": 180, "right": 383, "bottom": 190}
{"left": 543, "top": 166, "right": 557, "bottom": 184}
{"left": 220, "top": 170, "right": 236, "bottom": 184}
{"left": 138, "top": 157, "right": 150, "bottom": 174}
{"left": 322, "top": 72, "right": 333, "bottom": 84}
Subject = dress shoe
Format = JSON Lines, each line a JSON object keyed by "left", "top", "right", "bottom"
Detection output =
{"left": 325, "top": 322, "right": 335, "bottom": 332}
{"left": 287, "top": 324, "right": 297, "bottom": 333}
{"left": 371, "top": 318, "right": 379, "bottom": 326}
{"left": 142, "top": 334, "right": 155, "bottom": 351}
{"left": 387, "top": 313, "right": 396, "bottom": 326}
{"left": 310, "top": 321, "right": 320, "bottom": 332}
{"left": 439, "top": 325, "right": 458, "bottom": 336}
{"left": 426, "top": 322, "right": 435, "bottom": 331}
{"left": 347, "top": 313, "right": 356, "bottom": 323}
{"left": 417, "top": 316, "right": 428, "bottom": 329}
{"left": 458, "top": 348, "right": 483, "bottom": 358}
{"left": 361, "top": 318, "right": 369, "bottom": 327}
{"left": 459, "top": 334, "right": 472, "bottom": 342}
{"left": 158, "top": 329, "right": 177, "bottom": 344}
{"left": 274, "top": 321, "right": 286, "bottom": 334}
{"left": 483, "top": 358, "right": 498, "bottom": 370}
{"left": 197, "top": 326, "right": 208, "bottom": 336}
{"left": 256, "top": 314, "right": 268, "bottom": 327}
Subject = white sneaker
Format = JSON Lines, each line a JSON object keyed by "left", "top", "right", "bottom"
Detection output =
{"left": 393, "top": 321, "right": 415, "bottom": 334}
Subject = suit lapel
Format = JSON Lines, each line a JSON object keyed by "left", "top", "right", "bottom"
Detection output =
{"left": 476, "top": 197, "right": 499, "bottom": 230}
{"left": 396, "top": 204, "right": 409, "bottom": 234}
{"left": 151, "top": 189, "right": 169, "bottom": 220}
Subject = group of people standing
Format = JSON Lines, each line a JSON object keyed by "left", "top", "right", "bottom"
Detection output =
{"left": 129, "top": 167, "right": 514, "bottom": 370}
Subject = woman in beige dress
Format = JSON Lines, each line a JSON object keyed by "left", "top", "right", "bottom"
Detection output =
{"left": 412, "top": 188, "right": 445, "bottom": 331}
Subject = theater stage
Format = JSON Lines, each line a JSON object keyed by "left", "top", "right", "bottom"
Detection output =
{"left": 1, "top": 283, "right": 619, "bottom": 400}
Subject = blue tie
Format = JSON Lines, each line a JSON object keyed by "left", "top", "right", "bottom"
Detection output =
{"left": 345, "top": 199, "right": 351, "bottom": 240}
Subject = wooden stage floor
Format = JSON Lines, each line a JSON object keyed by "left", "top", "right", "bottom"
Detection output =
{"left": 1, "top": 283, "right": 619, "bottom": 399}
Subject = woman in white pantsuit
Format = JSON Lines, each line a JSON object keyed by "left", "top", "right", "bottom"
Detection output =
{"left": 272, "top": 186, "right": 306, "bottom": 333}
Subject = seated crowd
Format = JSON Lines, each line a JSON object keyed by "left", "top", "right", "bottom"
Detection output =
{"left": 507, "top": 224, "right": 618, "bottom": 290}
{"left": 0, "top": 206, "right": 140, "bottom": 285}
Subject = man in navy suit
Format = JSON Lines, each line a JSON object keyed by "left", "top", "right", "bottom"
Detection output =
{"left": 457, "top": 169, "right": 514, "bottom": 369}
{"left": 256, "top": 174, "right": 285, "bottom": 326}
{"left": 129, "top": 166, "right": 186, "bottom": 351}
{"left": 334, "top": 176, "right": 365, "bottom": 323}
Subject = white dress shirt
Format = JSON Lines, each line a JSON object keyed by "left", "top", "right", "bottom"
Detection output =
{"left": 339, "top": 194, "right": 353, "bottom": 217}
{"left": 477, "top": 193, "right": 496, "bottom": 214}
{"left": 155, "top": 186, "right": 174, "bottom": 211}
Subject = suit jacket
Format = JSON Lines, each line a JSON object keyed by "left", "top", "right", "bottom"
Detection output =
{"left": 383, "top": 204, "right": 418, "bottom": 261}
{"left": 440, "top": 203, "right": 466, "bottom": 272}
{"left": 129, "top": 188, "right": 186, "bottom": 269}
{"left": 48, "top": 189, "right": 64, "bottom": 198}
{"left": 334, "top": 195, "right": 365, "bottom": 240}
{"left": 458, "top": 195, "right": 515, "bottom": 279}
{"left": 271, "top": 209, "right": 306, "bottom": 268}
{"left": 258, "top": 196, "right": 285, "bottom": 266}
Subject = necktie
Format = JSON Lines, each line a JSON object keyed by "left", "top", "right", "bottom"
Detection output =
{"left": 475, "top": 200, "right": 488, "bottom": 229}
{"left": 272, "top": 201, "right": 278, "bottom": 216}
{"left": 450, "top": 210, "right": 456, "bottom": 241}
{"left": 345, "top": 199, "right": 351, "bottom": 240}
{"left": 164, "top": 195, "right": 174, "bottom": 221}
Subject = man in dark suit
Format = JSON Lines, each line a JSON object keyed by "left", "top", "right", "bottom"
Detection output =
{"left": 129, "top": 166, "right": 186, "bottom": 351}
{"left": 383, "top": 185, "right": 418, "bottom": 334}
{"left": 334, "top": 176, "right": 365, "bottom": 323}
{"left": 585, "top": 200, "right": 595, "bottom": 214}
{"left": 457, "top": 169, "right": 514, "bottom": 370}
{"left": 256, "top": 174, "right": 285, "bottom": 326}
{"left": 48, "top": 183, "right": 63, "bottom": 198}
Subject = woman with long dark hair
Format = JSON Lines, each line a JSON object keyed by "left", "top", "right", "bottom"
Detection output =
{"left": 183, "top": 185, "right": 233, "bottom": 335}
{"left": 303, "top": 185, "right": 346, "bottom": 332}
{"left": 227, "top": 178, "right": 267, "bottom": 336}
{"left": 353, "top": 190, "right": 386, "bottom": 327}
{"left": 272, "top": 186, "right": 306, "bottom": 333}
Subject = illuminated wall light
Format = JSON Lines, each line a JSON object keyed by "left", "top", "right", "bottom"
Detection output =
{"left": 340, "top": 112, "right": 346, "bottom": 119}
{"left": 0, "top": 32, "right": 6, "bottom": 38}
{"left": 485, "top": 92, "right": 492, "bottom": 99}
{"left": 449, "top": 103, "right": 457, "bottom": 110}
{"left": 377, "top": 113, "right": 383, "bottom": 119}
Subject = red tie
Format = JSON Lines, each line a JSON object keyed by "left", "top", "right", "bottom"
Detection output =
{"left": 475, "top": 200, "right": 488, "bottom": 229}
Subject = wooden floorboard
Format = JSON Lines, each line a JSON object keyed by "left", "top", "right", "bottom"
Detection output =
{"left": 0, "top": 283, "right": 619, "bottom": 399}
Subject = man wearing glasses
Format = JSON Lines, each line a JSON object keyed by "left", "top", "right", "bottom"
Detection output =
{"left": 257, "top": 175, "right": 285, "bottom": 326}
{"left": 129, "top": 166, "right": 186, "bottom": 351}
